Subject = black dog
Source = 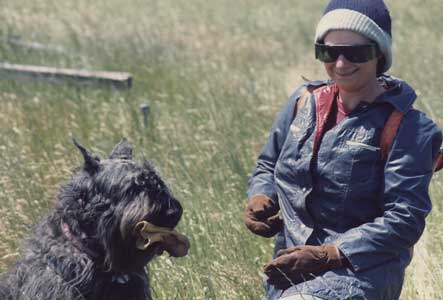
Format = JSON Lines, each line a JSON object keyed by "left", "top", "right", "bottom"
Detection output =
{"left": 0, "top": 139, "right": 190, "bottom": 300}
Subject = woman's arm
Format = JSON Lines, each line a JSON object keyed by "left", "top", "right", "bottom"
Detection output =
{"left": 247, "top": 85, "right": 308, "bottom": 201}
{"left": 334, "top": 110, "right": 443, "bottom": 272}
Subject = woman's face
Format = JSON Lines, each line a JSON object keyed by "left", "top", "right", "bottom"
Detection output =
{"left": 323, "top": 30, "right": 379, "bottom": 92}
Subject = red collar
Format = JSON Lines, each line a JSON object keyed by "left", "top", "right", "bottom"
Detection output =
{"left": 61, "top": 222, "right": 101, "bottom": 260}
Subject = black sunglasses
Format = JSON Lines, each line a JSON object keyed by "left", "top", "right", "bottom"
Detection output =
{"left": 315, "top": 43, "right": 381, "bottom": 63}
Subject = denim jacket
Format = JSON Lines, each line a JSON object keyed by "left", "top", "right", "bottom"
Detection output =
{"left": 247, "top": 76, "right": 442, "bottom": 300}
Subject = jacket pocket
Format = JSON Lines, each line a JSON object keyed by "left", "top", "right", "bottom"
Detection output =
{"left": 346, "top": 138, "right": 381, "bottom": 183}
{"left": 347, "top": 140, "right": 383, "bottom": 210}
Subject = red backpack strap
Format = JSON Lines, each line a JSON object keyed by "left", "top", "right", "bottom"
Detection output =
{"left": 295, "top": 89, "right": 309, "bottom": 114}
{"left": 294, "top": 84, "right": 324, "bottom": 117}
{"left": 432, "top": 150, "right": 443, "bottom": 172}
{"left": 380, "top": 109, "right": 405, "bottom": 162}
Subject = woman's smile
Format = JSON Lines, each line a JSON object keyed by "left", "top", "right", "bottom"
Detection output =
{"left": 334, "top": 68, "right": 358, "bottom": 77}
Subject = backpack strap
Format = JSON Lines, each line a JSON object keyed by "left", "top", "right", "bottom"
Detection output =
{"left": 295, "top": 90, "right": 309, "bottom": 114}
{"left": 380, "top": 109, "right": 405, "bottom": 162}
{"left": 433, "top": 150, "right": 443, "bottom": 172}
{"left": 294, "top": 85, "right": 322, "bottom": 118}
{"left": 380, "top": 108, "right": 443, "bottom": 173}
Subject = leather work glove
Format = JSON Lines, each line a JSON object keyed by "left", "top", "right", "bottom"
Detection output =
{"left": 263, "top": 244, "right": 344, "bottom": 289}
{"left": 244, "top": 195, "right": 283, "bottom": 238}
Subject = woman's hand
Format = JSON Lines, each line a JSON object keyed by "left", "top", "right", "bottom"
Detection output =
{"left": 263, "top": 244, "right": 344, "bottom": 289}
{"left": 244, "top": 195, "right": 283, "bottom": 238}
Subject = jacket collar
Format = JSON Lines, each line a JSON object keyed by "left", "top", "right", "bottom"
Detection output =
{"left": 374, "top": 75, "right": 417, "bottom": 113}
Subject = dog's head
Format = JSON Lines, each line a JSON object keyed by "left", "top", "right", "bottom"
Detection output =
{"left": 56, "top": 139, "right": 189, "bottom": 273}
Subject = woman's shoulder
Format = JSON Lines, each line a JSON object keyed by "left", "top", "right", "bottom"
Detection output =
{"left": 402, "top": 109, "right": 442, "bottom": 142}
{"left": 379, "top": 75, "right": 441, "bottom": 142}
{"left": 287, "top": 79, "right": 331, "bottom": 103}
{"left": 289, "top": 79, "right": 330, "bottom": 95}
{"left": 391, "top": 108, "right": 442, "bottom": 170}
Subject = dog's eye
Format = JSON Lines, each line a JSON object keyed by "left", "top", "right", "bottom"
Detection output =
{"left": 134, "top": 173, "right": 147, "bottom": 187}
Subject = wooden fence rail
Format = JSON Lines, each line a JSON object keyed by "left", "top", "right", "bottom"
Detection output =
{"left": 0, "top": 62, "right": 132, "bottom": 89}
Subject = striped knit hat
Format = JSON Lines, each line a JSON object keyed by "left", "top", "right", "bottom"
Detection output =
{"left": 315, "top": 0, "right": 392, "bottom": 73}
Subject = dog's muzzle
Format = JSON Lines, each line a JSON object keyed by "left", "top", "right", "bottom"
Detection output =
{"left": 133, "top": 221, "right": 190, "bottom": 257}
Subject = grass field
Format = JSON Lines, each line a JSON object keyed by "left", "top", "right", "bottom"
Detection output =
{"left": 0, "top": 0, "right": 442, "bottom": 299}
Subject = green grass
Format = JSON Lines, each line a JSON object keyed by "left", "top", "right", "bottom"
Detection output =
{"left": 1, "top": 0, "right": 442, "bottom": 299}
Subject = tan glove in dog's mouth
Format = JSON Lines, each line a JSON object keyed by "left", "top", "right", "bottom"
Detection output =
{"left": 133, "top": 221, "right": 190, "bottom": 257}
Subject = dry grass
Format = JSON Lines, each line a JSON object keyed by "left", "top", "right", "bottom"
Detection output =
{"left": 0, "top": 0, "right": 442, "bottom": 299}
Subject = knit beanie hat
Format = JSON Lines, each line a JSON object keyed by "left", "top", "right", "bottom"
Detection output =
{"left": 315, "top": 0, "right": 392, "bottom": 73}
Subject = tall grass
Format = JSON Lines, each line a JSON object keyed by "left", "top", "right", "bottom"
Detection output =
{"left": 0, "top": 0, "right": 442, "bottom": 299}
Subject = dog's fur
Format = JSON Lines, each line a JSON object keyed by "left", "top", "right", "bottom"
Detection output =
{"left": 0, "top": 139, "right": 186, "bottom": 300}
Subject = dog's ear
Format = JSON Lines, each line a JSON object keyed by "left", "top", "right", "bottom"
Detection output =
{"left": 109, "top": 138, "right": 132, "bottom": 160}
{"left": 73, "top": 139, "right": 100, "bottom": 173}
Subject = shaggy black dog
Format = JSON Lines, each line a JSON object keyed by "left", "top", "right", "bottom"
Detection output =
{"left": 0, "top": 139, "right": 190, "bottom": 300}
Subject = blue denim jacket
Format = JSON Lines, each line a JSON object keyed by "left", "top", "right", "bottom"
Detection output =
{"left": 247, "top": 76, "right": 442, "bottom": 300}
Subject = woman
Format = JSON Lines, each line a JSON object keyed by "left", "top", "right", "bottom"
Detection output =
{"left": 245, "top": 1, "right": 442, "bottom": 299}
